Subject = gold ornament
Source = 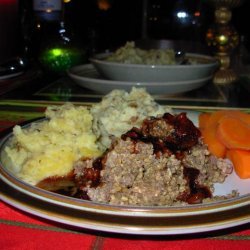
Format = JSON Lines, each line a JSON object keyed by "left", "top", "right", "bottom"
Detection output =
{"left": 206, "top": 0, "right": 244, "bottom": 85}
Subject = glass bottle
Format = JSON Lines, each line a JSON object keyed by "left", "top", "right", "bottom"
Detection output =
{"left": 33, "top": 0, "right": 86, "bottom": 74}
{"left": 18, "top": 0, "right": 37, "bottom": 61}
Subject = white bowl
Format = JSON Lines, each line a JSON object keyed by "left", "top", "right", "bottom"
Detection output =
{"left": 90, "top": 53, "right": 219, "bottom": 83}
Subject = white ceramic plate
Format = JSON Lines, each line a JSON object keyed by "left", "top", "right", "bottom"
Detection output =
{"left": 0, "top": 71, "right": 23, "bottom": 80}
{"left": 90, "top": 53, "right": 219, "bottom": 82}
{"left": 0, "top": 111, "right": 249, "bottom": 235}
{"left": 68, "top": 64, "right": 213, "bottom": 95}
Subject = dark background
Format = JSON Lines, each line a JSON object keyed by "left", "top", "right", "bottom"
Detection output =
{"left": 64, "top": 0, "right": 250, "bottom": 52}
{"left": 1, "top": 0, "right": 250, "bottom": 63}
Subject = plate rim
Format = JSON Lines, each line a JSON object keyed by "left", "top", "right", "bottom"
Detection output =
{"left": 1, "top": 179, "right": 249, "bottom": 235}
{"left": 0, "top": 71, "right": 24, "bottom": 80}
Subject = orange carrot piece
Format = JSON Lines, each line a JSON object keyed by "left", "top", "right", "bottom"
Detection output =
{"left": 233, "top": 111, "right": 250, "bottom": 125}
{"left": 217, "top": 116, "right": 250, "bottom": 150}
{"left": 206, "top": 110, "right": 249, "bottom": 127}
{"left": 198, "top": 113, "right": 211, "bottom": 130}
{"left": 206, "top": 110, "right": 229, "bottom": 127}
{"left": 199, "top": 110, "right": 250, "bottom": 158}
{"left": 199, "top": 111, "right": 230, "bottom": 158}
{"left": 202, "top": 124, "right": 227, "bottom": 158}
{"left": 227, "top": 149, "right": 250, "bottom": 179}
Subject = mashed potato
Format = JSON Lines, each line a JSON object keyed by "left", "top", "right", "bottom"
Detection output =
{"left": 106, "top": 41, "right": 176, "bottom": 65}
{"left": 5, "top": 103, "right": 101, "bottom": 185}
{"left": 90, "top": 87, "right": 172, "bottom": 150}
{"left": 4, "top": 88, "right": 171, "bottom": 186}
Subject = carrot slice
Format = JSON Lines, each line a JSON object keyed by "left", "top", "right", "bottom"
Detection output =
{"left": 217, "top": 116, "right": 250, "bottom": 150}
{"left": 198, "top": 110, "right": 250, "bottom": 158}
{"left": 207, "top": 110, "right": 249, "bottom": 127}
{"left": 202, "top": 124, "right": 227, "bottom": 158}
{"left": 234, "top": 111, "right": 250, "bottom": 125}
{"left": 199, "top": 110, "right": 250, "bottom": 129}
{"left": 198, "top": 112, "right": 211, "bottom": 130}
{"left": 227, "top": 149, "right": 250, "bottom": 179}
{"left": 206, "top": 110, "right": 229, "bottom": 127}
{"left": 199, "top": 111, "right": 227, "bottom": 158}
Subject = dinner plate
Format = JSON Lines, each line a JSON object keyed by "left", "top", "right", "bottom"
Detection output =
{"left": 67, "top": 64, "right": 213, "bottom": 94}
{"left": 0, "top": 71, "right": 23, "bottom": 80}
{"left": 0, "top": 110, "right": 249, "bottom": 235}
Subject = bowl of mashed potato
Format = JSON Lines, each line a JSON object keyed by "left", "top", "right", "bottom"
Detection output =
{"left": 90, "top": 42, "right": 219, "bottom": 83}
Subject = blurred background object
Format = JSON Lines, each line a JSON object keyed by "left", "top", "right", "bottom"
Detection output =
{"left": 0, "top": 0, "right": 19, "bottom": 64}
{"left": 146, "top": 0, "right": 212, "bottom": 43}
{"left": 1, "top": 0, "right": 250, "bottom": 73}
{"left": 206, "top": 0, "right": 245, "bottom": 85}
{"left": 19, "top": 0, "right": 86, "bottom": 75}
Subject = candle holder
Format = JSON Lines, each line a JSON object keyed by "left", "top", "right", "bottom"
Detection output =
{"left": 206, "top": 0, "right": 244, "bottom": 85}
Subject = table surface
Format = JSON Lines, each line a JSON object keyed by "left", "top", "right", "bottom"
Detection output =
{"left": 0, "top": 64, "right": 250, "bottom": 108}
{"left": 0, "top": 66, "right": 249, "bottom": 249}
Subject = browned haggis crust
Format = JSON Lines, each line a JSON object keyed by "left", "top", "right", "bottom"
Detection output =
{"left": 73, "top": 113, "right": 232, "bottom": 206}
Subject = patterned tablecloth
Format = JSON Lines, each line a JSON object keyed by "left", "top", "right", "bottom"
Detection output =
{"left": 0, "top": 101, "right": 249, "bottom": 250}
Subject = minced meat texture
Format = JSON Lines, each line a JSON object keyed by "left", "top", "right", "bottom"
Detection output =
{"left": 73, "top": 112, "right": 233, "bottom": 206}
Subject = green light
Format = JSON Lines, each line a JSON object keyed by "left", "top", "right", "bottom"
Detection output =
{"left": 51, "top": 48, "right": 63, "bottom": 57}
{"left": 39, "top": 46, "right": 85, "bottom": 74}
